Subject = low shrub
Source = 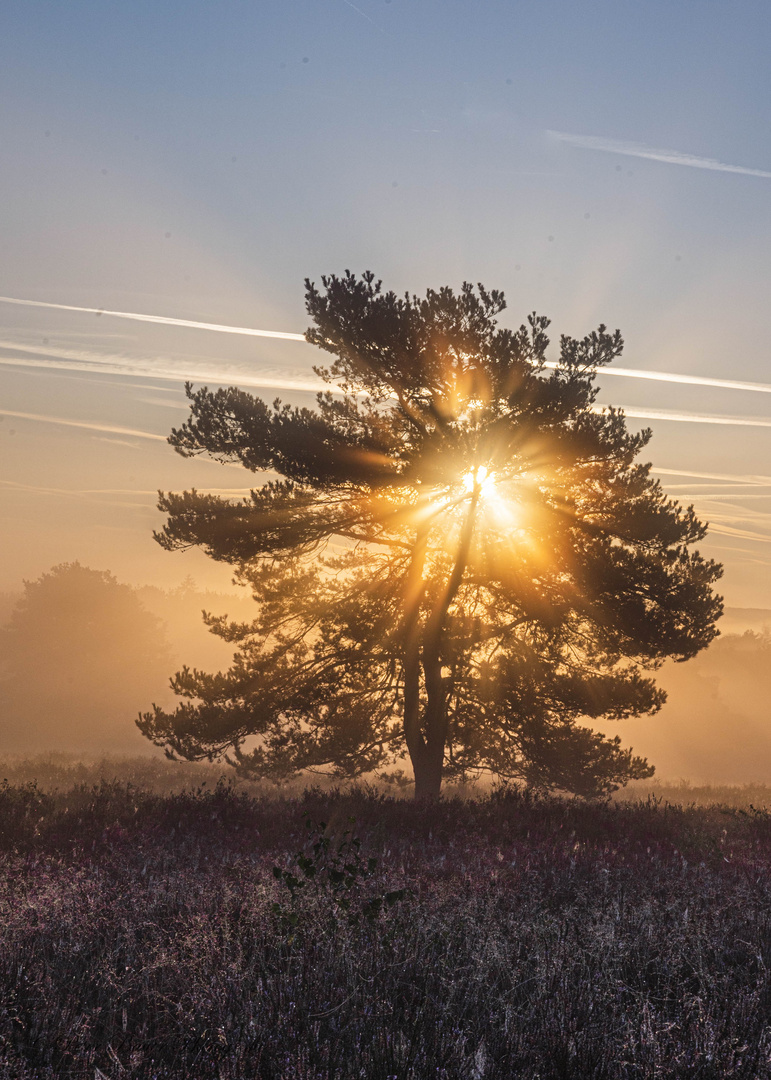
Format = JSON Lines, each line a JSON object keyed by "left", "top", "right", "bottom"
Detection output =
{"left": 3, "top": 783, "right": 771, "bottom": 1077}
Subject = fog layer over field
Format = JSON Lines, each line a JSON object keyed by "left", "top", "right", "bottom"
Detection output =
{"left": 1, "top": 567, "right": 770, "bottom": 786}
{"left": 0, "top": 569, "right": 254, "bottom": 758}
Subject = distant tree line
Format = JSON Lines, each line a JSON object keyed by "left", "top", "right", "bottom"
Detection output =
{"left": 0, "top": 564, "right": 249, "bottom": 755}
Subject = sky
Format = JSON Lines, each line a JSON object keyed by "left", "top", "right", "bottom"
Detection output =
{"left": 2, "top": 0, "right": 771, "bottom": 605}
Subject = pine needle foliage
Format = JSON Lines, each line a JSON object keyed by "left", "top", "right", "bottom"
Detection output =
{"left": 139, "top": 272, "right": 722, "bottom": 797}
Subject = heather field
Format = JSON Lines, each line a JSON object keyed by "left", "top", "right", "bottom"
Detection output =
{"left": 4, "top": 769, "right": 771, "bottom": 1078}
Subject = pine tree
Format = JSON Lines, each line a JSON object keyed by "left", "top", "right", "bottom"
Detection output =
{"left": 139, "top": 272, "right": 722, "bottom": 798}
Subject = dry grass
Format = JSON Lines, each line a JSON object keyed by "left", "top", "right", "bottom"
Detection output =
{"left": 3, "top": 776, "right": 771, "bottom": 1077}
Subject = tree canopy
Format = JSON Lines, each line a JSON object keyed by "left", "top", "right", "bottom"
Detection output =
{"left": 1, "top": 562, "right": 173, "bottom": 753}
{"left": 139, "top": 272, "right": 723, "bottom": 797}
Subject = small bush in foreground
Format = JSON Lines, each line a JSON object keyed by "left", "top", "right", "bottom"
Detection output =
{"left": 3, "top": 785, "right": 771, "bottom": 1078}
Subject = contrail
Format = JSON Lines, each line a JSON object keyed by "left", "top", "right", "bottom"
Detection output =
{"left": 654, "top": 466, "right": 771, "bottom": 486}
{"left": 547, "top": 130, "right": 771, "bottom": 179}
{"left": 597, "top": 404, "right": 771, "bottom": 428}
{"left": 708, "top": 523, "right": 771, "bottom": 543}
{"left": 0, "top": 409, "right": 166, "bottom": 441}
{"left": 0, "top": 345, "right": 330, "bottom": 394}
{"left": 4, "top": 296, "right": 771, "bottom": 398}
{"left": 670, "top": 492, "right": 771, "bottom": 499}
{"left": 709, "top": 509, "right": 771, "bottom": 528}
{"left": 5, "top": 353, "right": 771, "bottom": 431}
{"left": 6, "top": 341, "right": 771, "bottom": 399}
{"left": 0, "top": 295, "right": 306, "bottom": 341}
{"left": 0, "top": 479, "right": 255, "bottom": 497}
{"left": 340, "top": 0, "right": 385, "bottom": 33}
{"left": 5, "top": 400, "right": 771, "bottom": 447}
{"left": 544, "top": 361, "right": 771, "bottom": 395}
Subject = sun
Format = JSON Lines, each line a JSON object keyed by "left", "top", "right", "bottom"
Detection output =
{"left": 461, "top": 464, "right": 496, "bottom": 498}
{"left": 458, "top": 464, "right": 526, "bottom": 534}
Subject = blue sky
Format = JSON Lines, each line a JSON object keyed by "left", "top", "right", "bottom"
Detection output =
{"left": 1, "top": 0, "right": 771, "bottom": 602}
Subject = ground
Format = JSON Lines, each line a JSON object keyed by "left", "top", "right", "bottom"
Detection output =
{"left": 3, "top": 761, "right": 771, "bottom": 1078}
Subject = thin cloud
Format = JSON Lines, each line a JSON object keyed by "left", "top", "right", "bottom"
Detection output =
{"left": 707, "top": 524, "right": 771, "bottom": 543}
{"left": 666, "top": 491, "right": 771, "bottom": 498}
{"left": 0, "top": 409, "right": 166, "bottom": 442}
{"left": 0, "top": 479, "right": 254, "bottom": 498}
{"left": 663, "top": 483, "right": 771, "bottom": 491}
{"left": 4, "top": 299, "right": 771, "bottom": 398}
{"left": 5, "top": 349, "right": 771, "bottom": 436}
{"left": 5, "top": 401, "right": 770, "bottom": 456}
{"left": 704, "top": 507, "right": 771, "bottom": 526}
{"left": 4, "top": 374, "right": 771, "bottom": 441}
{"left": 654, "top": 466, "right": 771, "bottom": 486}
{"left": 600, "top": 404, "right": 771, "bottom": 428}
{"left": 0, "top": 295, "right": 306, "bottom": 341}
{"left": 709, "top": 544, "right": 771, "bottom": 562}
{"left": 136, "top": 396, "right": 191, "bottom": 409}
{"left": 0, "top": 479, "right": 152, "bottom": 496}
{"left": 4, "top": 304, "right": 771, "bottom": 434}
{"left": 92, "top": 437, "right": 145, "bottom": 449}
{"left": 0, "top": 346, "right": 329, "bottom": 394}
{"left": 6, "top": 341, "right": 771, "bottom": 408}
{"left": 548, "top": 130, "right": 771, "bottom": 179}
{"left": 544, "top": 361, "right": 771, "bottom": 396}
{"left": 340, "top": 0, "right": 385, "bottom": 34}
{"left": 0, "top": 479, "right": 155, "bottom": 510}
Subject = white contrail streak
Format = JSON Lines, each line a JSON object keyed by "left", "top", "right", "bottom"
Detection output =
{"left": 0, "top": 409, "right": 166, "bottom": 441}
{"left": 0, "top": 479, "right": 254, "bottom": 498}
{"left": 707, "top": 523, "right": 771, "bottom": 543}
{"left": 670, "top": 492, "right": 771, "bottom": 499}
{"left": 340, "top": 0, "right": 385, "bottom": 33}
{"left": 598, "top": 404, "right": 771, "bottom": 428}
{"left": 544, "top": 361, "right": 771, "bottom": 395}
{"left": 6, "top": 342, "right": 771, "bottom": 399}
{"left": 653, "top": 466, "right": 771, "bottom": 486}
{"left": 4, "top": 401, "right": 770, "bottom": 448}
{"left": 0, "top": 347, "right": 329, "bottom": 394}
{"left": 3, "top": 297, "right": 771, "bottom": 397}
{"left": 547, "top": 130, "right": 771, "bottom": 179}
{"left": 5, "top": 355, "right": 771, "bottom": 432}
{"left": 0, "top": 295, "right": 306, "bottom": 341}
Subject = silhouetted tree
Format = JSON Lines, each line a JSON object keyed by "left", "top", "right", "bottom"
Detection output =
{"left": 0, "top": 562, "right": 173, "bottom": 752}
{"left": 139, "top": 272, "right": 722, "bottom": 798}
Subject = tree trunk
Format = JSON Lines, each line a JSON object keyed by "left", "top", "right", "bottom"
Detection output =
{"left": 412, "top": 754, "right": 444, "bottom": 800}
{"left": 402, "top": 522, "right": 429, "bottom": 775}
{"left": 409, "top": 484, "right": 481, "bottom": 800}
